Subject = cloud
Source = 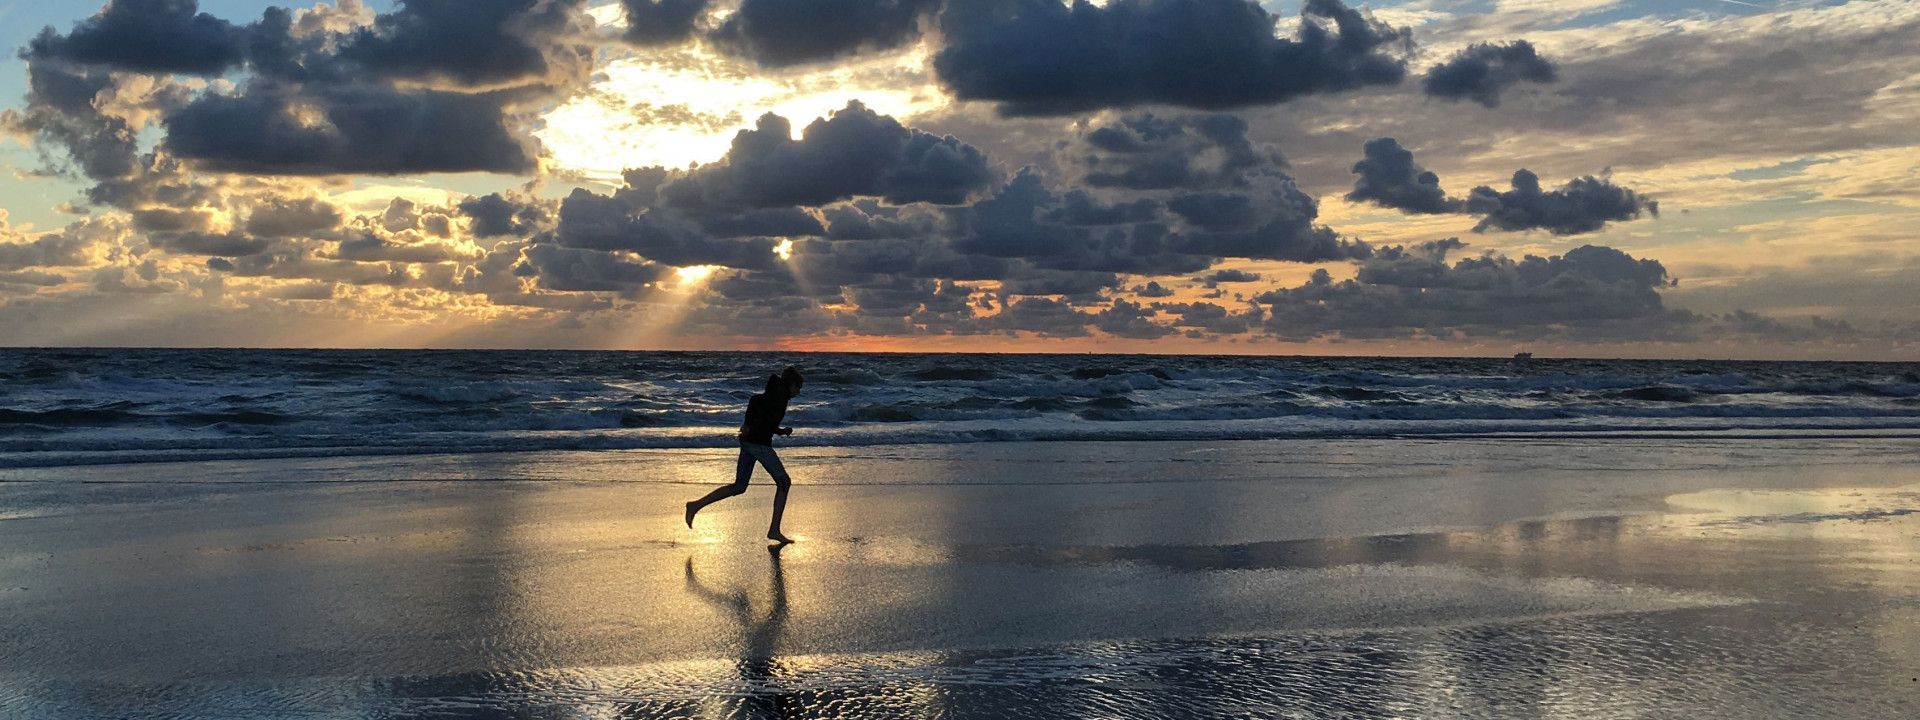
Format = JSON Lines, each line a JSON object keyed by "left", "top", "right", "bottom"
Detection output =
{"left": 1257, "top": 240, "right": 1683, "bottom": 340}
{"left": 0, "top": 230, "right": 96, "bottom": 271}
{"left": 459, "top": 193, "right": 550, "bottom": 237}
{"left": 25, "top": 0, "right": 249, "bottom": 76}
{"left": 1131, "top": 280, "right": 1176, "bottom": 297}
{"left": 334, "top": 0, "right": 589, "bottom": 89}
{"left": 1423, "top": 40, "right": 1557, "bottom": 108}
{"left": 991, "top": 296, "right": 1093, "bottom": 337}
{"left": 662, "top": 102, "right": 998, "bottom": 208}
{"left": 1345, "top": 137, "right": 1460, "bottom": 214}
{"left": 245, "top": 197, "right": 345, "bottom": 238}
{"left": 934, "top": 0, "right": 1411, "bottom": 116}
{"left": 13, "top": 0, "right": 594, "bottom": 181}
{"left": 1093, "top": 298, "right": 1175, "bottom": 339}
{"left": 162, "top": 84, "right": 540, "bottom": 175}
{"left": 1, "top": 63, "right": 139, "bottom": 181}
{"left": 1343, "top": 138, "right": 1656, "bottom": 234}
{"left": 710, "top": 0, "right": 937, "bottom": 67}
{"left": 152, "top": 230, "right": 272, "bottom": 257}
{"left": 1199, "top": 268, "right": 1261, "bottom": 285}
{"left": 336, "top": 233, "right": 475, "bottom": 263}
{"left": 1465, "top": 169, "right": 1658, "bottom": 235}
{"left": 1062, "top": 114, "right": 1281, "bottom": 190}
{"left": 619, "top": 0, "right": 710, "bottom": 46}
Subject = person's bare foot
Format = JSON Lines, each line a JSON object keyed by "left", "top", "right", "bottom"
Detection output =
{"left": 685, "top": 501, "right": 698, "bottom": 528}
{"left": 767, "top": 531, "right": 793, "bottom": 545}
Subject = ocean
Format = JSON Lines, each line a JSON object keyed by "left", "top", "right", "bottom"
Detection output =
{"left": 2, "top": 348, "right": 1916, "bottom": 469}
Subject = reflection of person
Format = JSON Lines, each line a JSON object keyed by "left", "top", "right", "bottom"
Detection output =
{"left": 684, "top": 547, "right": 791, "bottom": 712}
{"left": 686, "top": 366, "right": 804, "bottom": 543}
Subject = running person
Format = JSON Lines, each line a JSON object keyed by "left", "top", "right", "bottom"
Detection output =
{"left": 686, "top": 366, "right": 803, "bottom": 543}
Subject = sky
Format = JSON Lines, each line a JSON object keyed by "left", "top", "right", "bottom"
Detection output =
{"left": 0, "top": 0, "right": 1914, "bottom": 358}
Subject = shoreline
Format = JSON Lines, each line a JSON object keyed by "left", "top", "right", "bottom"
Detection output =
{"left": 7, "top": 424, "right": 1920, "bottom": 472}
{"left": 4, "top": 435, "right": 1918, "bottom": 717}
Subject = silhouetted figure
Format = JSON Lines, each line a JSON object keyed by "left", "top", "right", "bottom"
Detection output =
{"left": 686, "top": 366, "right": 804, "bottom": 543}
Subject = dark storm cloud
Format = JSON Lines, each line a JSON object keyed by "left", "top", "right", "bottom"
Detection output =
{"left": 1257, "top": 241, "right": 1681, "bottom": 340}
{"left": 1063, "top": 114, "right": 1279, "bottom": 190}
{"left": 335, "top": 0, "right": 588, "bottom": 88}
{"left": 1423, "top": 40, "right": 1558, "bottom": 109}
{"left": 1465, "top": 170, "right": 1658, "bottom": 235}
{"left": 1345, "top": 137, "right": 1460, "bottom": 214}
{"left": 663, "top": 102, "right": 997, "bottom": 208}
{"left": 459, "top": 193, "right": 551, "bottom": 237}
{"left": 934, "top": 0, "right": 1411, "bottom": 116}
{"left": 711, "top": 0, "right": 937, "bottom": 67}
{"left": 25, "top": 0, "right": 248, "bottom": 76}
{"left": 619, "top": 0, "right": 710, "bottom": 46}
{"left": 162, "top": 84, "right": 539, "bottom": 175}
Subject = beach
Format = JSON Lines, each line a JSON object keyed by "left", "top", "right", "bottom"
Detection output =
{"left": 4, "top": 435, "right": 1918, "bottom": 717}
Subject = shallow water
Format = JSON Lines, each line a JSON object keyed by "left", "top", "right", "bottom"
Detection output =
{"left": 2, "top": 438, "right": 1917, "bottom": 717}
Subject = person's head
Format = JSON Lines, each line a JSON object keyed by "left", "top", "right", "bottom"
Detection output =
{"left": 781, "top": 365, "right": 804, "bottom": 397}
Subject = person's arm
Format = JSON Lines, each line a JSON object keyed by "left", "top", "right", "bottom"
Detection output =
{"left": 777, "top": 426, "right": 793, "bottom": 436}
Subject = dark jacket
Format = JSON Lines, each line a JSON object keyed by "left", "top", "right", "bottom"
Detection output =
{"left": 738, "top": 375, "right": 790, "bottom": 446}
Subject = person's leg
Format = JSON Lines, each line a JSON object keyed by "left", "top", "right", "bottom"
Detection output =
{"left": 748, "top": 445, "right": 794, "bottom": 543}
{"left": 687, "top": 446, "right": 755, "bottom": 527}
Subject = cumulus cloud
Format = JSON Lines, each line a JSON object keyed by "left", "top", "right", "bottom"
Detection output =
{"left": 459, "top": 193, "right": 550, "bottom": 238}
{"left": 1345, "top": 137, "right": 1459, "bottom": 214}
{"left": 711, "top": 0, "right": 937, "bottom": 67}
{"left": 662, "top": 102, "right": 998, "bottom": 208}
{"left": 334, "top": 0, "right": 589, "bottom": 89}
{"left": 1344, "top": 139, "right": 1656, "bottom": 234}
{"left": 619, "top": 0, "right": 710, "bottom": 46}
{"left": 2, "top": 63, "right": 139, "bottom": 181}
{"left": 245, "top": 197, "right": 345, "bottom": 238}
{"left": 162, "top": 84, "right": 541, "bottom": 175}
{"left": 0, "top": 229, "right": 96, "bottom": 271}
{"left": 1199, "top": 268, "right": 1261, "bottom": 286}
{"left": 25, "top": 0, "right": 249, "bottom": 76}
{"left": 152, "top": 230, "right": 271, "bottom": 257}
{"left": 1258, "top": 240, "right": 1682, "bottom": 340}
{"left": 1423, "top": 40, "right": 1557, "bottom": 108}
{"left": 1465, "top": 169, "right": 1658, "bottom": 235}
{"left": 934, "top": 0, "right": 1411, "bottom": 116}
{"left": 1061, "top": 114, "right": 1280, "bottom": 190}
{"left": 14, "top": 0, "right": 592, "bottom": 181}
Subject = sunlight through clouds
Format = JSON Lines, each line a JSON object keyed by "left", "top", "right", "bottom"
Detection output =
{"left": 539, "top": 3, "right": 946, "bottom": 181}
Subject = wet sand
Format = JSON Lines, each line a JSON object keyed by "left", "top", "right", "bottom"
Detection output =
{"left": 3, "top": 436, "right": 1918, "bottom": 717}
